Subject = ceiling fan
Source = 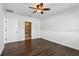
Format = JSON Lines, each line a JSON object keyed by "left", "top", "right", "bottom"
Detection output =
{"left": 29, "top": 3, "right": 50, "bottom": 14}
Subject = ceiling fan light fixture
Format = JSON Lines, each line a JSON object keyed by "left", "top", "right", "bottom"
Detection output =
{"left": 29, "top": 3, "right": 50, "bottom": 14}
{"left": 37, "top": 10, "right": 42, "bottom": 12}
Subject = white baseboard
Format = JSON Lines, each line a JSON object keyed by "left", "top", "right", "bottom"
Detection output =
{"left": 5, "top": 37, "right": 41, "bottom": 44}
{"left": 42, "top": 37, "right": 79, "bottom": 50}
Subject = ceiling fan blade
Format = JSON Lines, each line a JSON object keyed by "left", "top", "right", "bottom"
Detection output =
{"left": 43, "top": 8, "right": 50, "bottom": 11}
{"left": 33, "top": 11, "right": 37, "bottom": 13}
{"left": 29, "top": 7, "right": 36, "bottom": 9}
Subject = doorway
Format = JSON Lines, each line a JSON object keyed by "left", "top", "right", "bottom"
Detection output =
{"left": 25, "top": 22, "right": 32, "bottom": 47}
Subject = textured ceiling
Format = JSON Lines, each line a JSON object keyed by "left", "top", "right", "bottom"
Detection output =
{"left": 3, "top": 3, "right": 79, "bottom": 19}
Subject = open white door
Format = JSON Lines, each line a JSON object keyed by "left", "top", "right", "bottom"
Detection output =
{"left": 7, "top": 19, "right": 17, "bottom": 43}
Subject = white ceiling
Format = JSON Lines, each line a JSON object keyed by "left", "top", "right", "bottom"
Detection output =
{"left": 3, "top": 3, "right": 79, "bottom": 19}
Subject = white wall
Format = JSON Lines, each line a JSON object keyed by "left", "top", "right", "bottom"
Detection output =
{"left": 0, "top": 4, "right": 5, "bottom": 55}
{"left": 41, "top": 5, "right": 79, "bottom": 50}
{"left": 5, "top": 12, "right": 40, "bottom": 43}
{"left": 17, "top": 15, "right": 40, "bottom": 41}
{"left": 25, "top": 17, "right": 40, "bottom": 39}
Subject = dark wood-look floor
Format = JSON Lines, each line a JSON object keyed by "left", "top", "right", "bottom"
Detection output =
{"left": 1, "top": 38, "right": 79, "bottom": 56}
